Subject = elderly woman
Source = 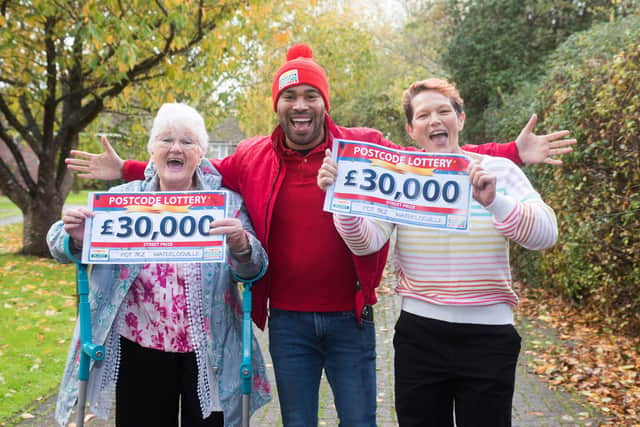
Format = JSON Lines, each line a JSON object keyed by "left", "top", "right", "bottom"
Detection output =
{"left": 318, "top": 79, "right": 558, "bottom": 427}
{"left": 47, "top": 103, "right": 271, "bottom": 427}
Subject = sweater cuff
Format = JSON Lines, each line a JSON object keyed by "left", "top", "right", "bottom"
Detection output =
{"left": 484, "top": 193, "right": 517, "bottom": 222}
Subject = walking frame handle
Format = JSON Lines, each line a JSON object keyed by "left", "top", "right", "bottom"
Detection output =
{"left": 232, "top": 261, "right": 267, "bottom": 427}
{"left": 63, "top": 236, "right": 105, "bottom": 427}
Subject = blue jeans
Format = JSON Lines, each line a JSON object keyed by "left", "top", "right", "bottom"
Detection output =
{"left": 268, "top": 309, "right": 377, "bottom": 427}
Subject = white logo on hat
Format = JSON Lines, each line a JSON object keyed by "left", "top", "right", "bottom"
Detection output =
{"left": 279, "top": 69, "right": 299, "bottom": 90}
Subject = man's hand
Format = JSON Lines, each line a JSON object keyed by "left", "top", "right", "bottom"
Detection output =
{"left": 66, "top": 136, "right": 124, "bottom": 180}
{"left": 317, "top": 149, "right": 338, "bottom": 192}
{"left": 516, "top": 114, "right": 576, "bottom": 165}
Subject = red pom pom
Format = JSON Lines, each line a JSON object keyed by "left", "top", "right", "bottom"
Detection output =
{"left": 286, "top": 43, "right": 313, "bottom": 61}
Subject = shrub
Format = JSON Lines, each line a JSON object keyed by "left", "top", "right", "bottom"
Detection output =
{"left": 486, "top": 14, "right": 640, "bottom": 333}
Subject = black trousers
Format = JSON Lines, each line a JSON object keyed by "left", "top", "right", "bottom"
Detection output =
{"left": 393, "top": 310, "right": 521, "bottom": 427}
{"left": 116, "top": 337, "right": 224, "bottom": 427}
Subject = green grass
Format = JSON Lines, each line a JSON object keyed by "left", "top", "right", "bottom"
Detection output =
{"left": 0, "top": 191, "right": 90, "bottom": 221}
{"left": 0, "top": 223, "right": 77, "bottom": 423}
{"left": 64, "top": 191, "right": 91, "bottom": 206}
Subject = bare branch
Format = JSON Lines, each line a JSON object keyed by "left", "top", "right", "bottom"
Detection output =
{"left": 154, "top": 0, "right": 169, "bottom": 16}
{"left": 41, "top": 16, "right": 59, "bottom": 155}
{"left": 0, "top": 159, "right": 29, "bottom": 208}
{"left": 0, "top": 94, "right": 39, "bottom": 150}
{"left": 0, "top": 122, "right": 37, "bottom": 194}
{"left": 19, "top": 95, "right": 43, "bottom": 145}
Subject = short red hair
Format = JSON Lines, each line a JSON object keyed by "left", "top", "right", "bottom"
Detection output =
{"left": 402, "top": 78, "right": 464, "bottom": 124}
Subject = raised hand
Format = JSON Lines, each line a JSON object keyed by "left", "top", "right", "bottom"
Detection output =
{"left": 66, "top": 136, "right": 124, "bottom": 180}
{"left": 516, "top": 114, "right": 577, "bottom": 165}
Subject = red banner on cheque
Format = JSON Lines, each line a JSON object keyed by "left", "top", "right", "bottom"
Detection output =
{"left": 323, "top": 139, "right": 472, "bottom": 231}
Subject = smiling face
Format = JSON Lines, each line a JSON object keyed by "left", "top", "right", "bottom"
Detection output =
{"left": 405, "top": 90, "right": 466, "bottom": 154}
{"left": 150, "top": 124, "right": 204, "bottom": 191}
{"left": 276, "top": 84, "right": 326, "bottom": 151}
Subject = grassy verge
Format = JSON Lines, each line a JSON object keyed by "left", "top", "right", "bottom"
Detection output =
{"left": 0, "top": 223, "right": 77, "bottom": 423}
{"left": 64, "top": 191, "right": 91, "bottom": 206}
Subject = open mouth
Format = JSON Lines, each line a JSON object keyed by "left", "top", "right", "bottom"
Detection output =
{"left": 167, "top": 158, "right": 185, "bottom": 169}
{"left": 429, "top": 130, "right": 449, "bottom": 145}
{"left": 291, "top": 117, "right": 312, "bottom": 132}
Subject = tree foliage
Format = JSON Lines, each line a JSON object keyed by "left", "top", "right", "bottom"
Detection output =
{"left": 486, "top": 14, "right": 640, "bottom": 334}
{"left": 443, "top": 0, "right": 637, "bottom": 143}
{"left": 0, "top": 0, "right": 254, "bottom": 256}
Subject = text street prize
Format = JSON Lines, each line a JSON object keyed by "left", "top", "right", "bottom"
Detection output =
{"left": 323, "top": 139, "right": 472, "bottom": 231}
{"left": 82, "top": 191, "right": 228, "bottom": 264}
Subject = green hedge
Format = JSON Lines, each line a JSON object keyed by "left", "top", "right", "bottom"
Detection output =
{"left": 485, "top": 14, "right": 640, "bottom": 333}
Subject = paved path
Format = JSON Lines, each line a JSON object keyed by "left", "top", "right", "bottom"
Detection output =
{"left": 11, "top": 275, "right": 606, "bottom": 427}
{"left": 0, "top": 214, "right": 23, "bottom": 227}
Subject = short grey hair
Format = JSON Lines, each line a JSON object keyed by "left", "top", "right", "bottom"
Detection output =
{"left": 147, "top": 103, "right": 209, "bottom": 154}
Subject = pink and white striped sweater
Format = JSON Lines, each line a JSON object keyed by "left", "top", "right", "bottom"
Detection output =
{"left": 333, "top": 156, "right": 558, "bottom": 325}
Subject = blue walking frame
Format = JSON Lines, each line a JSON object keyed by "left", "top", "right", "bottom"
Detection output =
{"left": 63, "top": 235, "right": 105, "bottom": 427}
{"left": 232, "top": 262, "right": 266, "bottom": 427}
{"left": 63, "top": 234, "right": 263, "bottom": 427}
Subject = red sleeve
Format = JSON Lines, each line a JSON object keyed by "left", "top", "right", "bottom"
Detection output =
{"left": 461, "top": 141, "right": 523, "bottom": 165}
{"left": 210, "top": 154, "right": 241, "bottom": 193}
{"left": 122, "top": 160, "right": 148, "bottom": 182}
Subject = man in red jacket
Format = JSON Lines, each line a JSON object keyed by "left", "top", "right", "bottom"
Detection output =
{"left": 66, "top": 44, "right": 574, "bottom": 427}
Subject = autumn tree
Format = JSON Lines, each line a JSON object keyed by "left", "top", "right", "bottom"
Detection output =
{"left": 234, "top": 0, "right": 416, "bottom": 145}
{"left": 0, "top": 0, "right": 251, "bottom": 256}
{"left": 235, "top": 0, "right": 472, "bottom": 147}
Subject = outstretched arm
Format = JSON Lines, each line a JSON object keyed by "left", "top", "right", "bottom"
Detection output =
{"left": 65, "top": 136, "right": 125, "bottom": 180}
{"left": 463, "top": 113, "right": 576, "bottom": 165}
{"left": 66, "top": 136, "right": 224, "bottom": 182}
{"left": 515, "top": 114, "right": 576, "bottom": 165}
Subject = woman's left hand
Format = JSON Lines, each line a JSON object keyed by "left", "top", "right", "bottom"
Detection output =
{"left": 468, "top": 160, "right": 496, "bottom": 207}
{"left": 208, "top": 218, "right": 250, "bottom": 254}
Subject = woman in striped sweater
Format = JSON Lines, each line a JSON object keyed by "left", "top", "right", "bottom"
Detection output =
{"left": 317, "top": 78, "right": 558, "bottom": 427}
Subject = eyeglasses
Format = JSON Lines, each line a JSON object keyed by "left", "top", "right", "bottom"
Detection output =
{"left": 155, "top": 137, "right": 200, "bottom": 151}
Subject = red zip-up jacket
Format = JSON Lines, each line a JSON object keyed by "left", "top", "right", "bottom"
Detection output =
{"left": 122, "top": 114, "right": 521, "bottom": 329}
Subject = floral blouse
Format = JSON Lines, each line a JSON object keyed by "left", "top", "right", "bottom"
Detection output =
{"left": 120, "top": 263, "right": 201, "bottom": 352}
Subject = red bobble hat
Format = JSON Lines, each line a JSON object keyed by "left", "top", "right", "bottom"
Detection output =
{"left": 271, "top": 43, "right": 330, "bottom": 112}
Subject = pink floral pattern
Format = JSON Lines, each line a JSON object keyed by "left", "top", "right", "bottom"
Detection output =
{"left": 253, "top": 372, "right": 271, "bottom": 394}
{"left": 118, "top": 266, "right": 130, "bottom": 280}
{"left": 120, "top": 263, "right": 194, "bottom": 352}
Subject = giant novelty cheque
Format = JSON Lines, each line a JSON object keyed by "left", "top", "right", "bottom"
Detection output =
{"left": 81, "top": 191, "right": 228, "bottom": 264}
{"left": 323, "top": 139, "right": 472, "bottom": 232}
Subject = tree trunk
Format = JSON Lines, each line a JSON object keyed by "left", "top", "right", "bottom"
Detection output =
{"left": 21, "top": 193, "right": 65, "bottom": 257}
